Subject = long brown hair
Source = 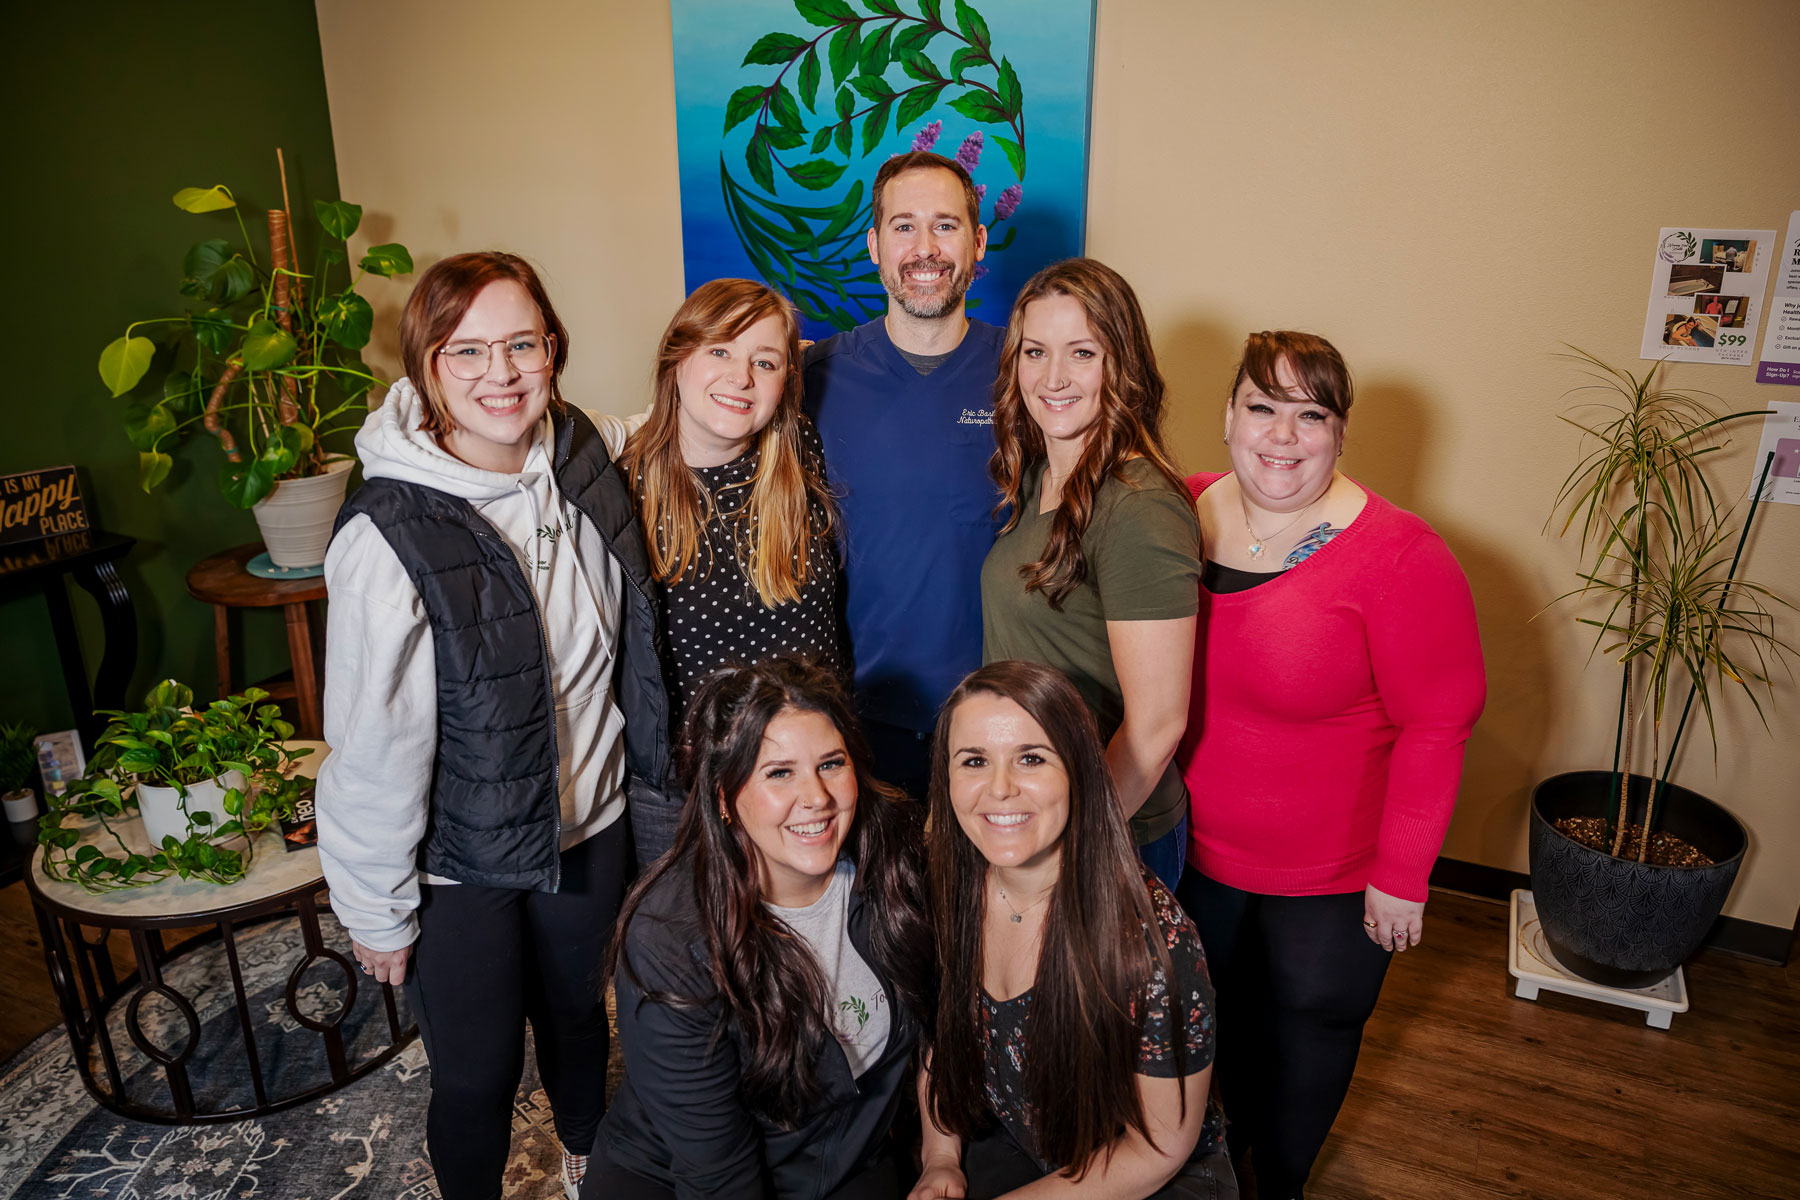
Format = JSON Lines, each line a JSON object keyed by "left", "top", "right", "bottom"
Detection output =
{"left": 622, "top": 279, "right": 833, "bottom": 606}
{"left": 990, "top": 258, "right": 1187, "bottom": 607}
{"left": 925, "top": 660, "right": 1182, "bottom": 1177}
{"left": 399, "top": 251, "right": 571, "bottom": 436}
{"left": 609, "top": 657, "right": 932, "bottom": 1128}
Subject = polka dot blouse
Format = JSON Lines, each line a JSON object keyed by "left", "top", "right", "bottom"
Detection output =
{"left": 656, "top": 417, "right": 844, "bottom": 718}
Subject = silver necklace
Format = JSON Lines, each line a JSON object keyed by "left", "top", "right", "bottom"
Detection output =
{"left": 996, "top": 881, "right": 1049, "bottom": 924}
{"left": 1241, "top": 495, "right": 1321, "bottom": 560}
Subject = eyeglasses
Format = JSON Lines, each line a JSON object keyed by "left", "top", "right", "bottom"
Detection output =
{"left": 435, "top": 333, "right": 555, "bottom": 380}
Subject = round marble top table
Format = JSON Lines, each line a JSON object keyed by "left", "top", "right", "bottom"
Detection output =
{"left": 24, "top": 741, "right": 416, "bottom": 1124}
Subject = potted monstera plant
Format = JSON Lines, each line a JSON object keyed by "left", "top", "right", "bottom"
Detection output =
{"left": 97, "top": 151, "right": 413, "bottom": 568}
{"left": 1532, "top": 349, "right": 1792, "bottom": 987}
{"left": 37, "top": 681, "right": 312, "bottom": 892}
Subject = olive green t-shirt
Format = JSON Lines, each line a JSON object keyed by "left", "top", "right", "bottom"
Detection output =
{"left": 980, "top": 459, "right": 1201, "bottom": 843}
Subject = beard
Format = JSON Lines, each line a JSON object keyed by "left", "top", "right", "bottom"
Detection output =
{"left": 878, "top": 256, "right": 973, "bottom": 320}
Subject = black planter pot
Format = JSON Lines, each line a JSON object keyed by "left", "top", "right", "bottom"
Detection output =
{"left": 1528, "top": 770, "right": 1747, "bottom": 989}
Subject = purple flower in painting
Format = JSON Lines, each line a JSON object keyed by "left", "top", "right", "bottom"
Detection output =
{"left": 911, "top": 120, "right": 942, "bottom": 152}
{"left": 994, "top": 184, "right": 1022, "bottom": 222}
{"left": 975, "top": 184, "right": 987, "bottom": 204}
{"left": 973, "top": 264, "right": 990, "bottom": 281}
{"left": 954, "top": 130, "right": 984, "bottom": 173}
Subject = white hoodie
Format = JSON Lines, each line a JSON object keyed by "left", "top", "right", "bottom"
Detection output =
{"left": 317, "top": 380, "right": 627, "bottom": 952}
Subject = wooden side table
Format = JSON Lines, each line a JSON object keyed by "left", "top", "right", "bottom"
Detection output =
{"left": 185, "top": 544, "right": 327, "bottom": 739}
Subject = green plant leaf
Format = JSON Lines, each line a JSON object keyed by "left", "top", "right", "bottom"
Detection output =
{"left": 745, "top": 135, "right": 776, "bottom": 192}
{"left": 313, "top": 199, "right": 364, "bottom": 241}
{"left": 321, "top": 290, "right": 375, "bottom": 349}
{"left": 861, "top": 98, "right": 894, "bottom": 154}
{"left": 147, "top": 679, "right": 192, "bottom": 710}
{"left": 859, "top": 21, "right": 894, "bottom": 76}
{"left": 359, "top": 243, "right": 413, "bottom": 277}
{"left": 125, "top": 401, "right": 176, "bottom": 451}
{"left": 191, "top": 309, "right": 237, "bottom": 355}
{"left": 948, "top": 90, "right": 1009, "bottom": 123}
{"left": 954, "top": 0, "right": 990, "bottom": 49}
{"left": 99, "top": 335, "right": 155, "bottom": 397}
{"left": 836, "top": 87, "right": 855, "bottom": 118}
{"left": 770, "top": 82, "right": 804, "bottom": 131}
{"left": 220, "top": 458, "right": 276, "bottom": 509}
{"left": 828, "top": 23, "right": 862, "bottom": 86}
{"left": 990, "top": 225, "right": 1017, "bottom": 250}
{"left": 996, "top": 55, "right": 1021, "bottom": 114}
{"left": 921, "top": 0, "right": 944, "bottom": 23}
{"left": 259, "top": 424, "right": 308, "bottom": 476}
{"left": 724, "top": 84, "right": 766, "bottom": 133}
{"left": 163, "top": 371, "right": 206, "bottom": 417}
{"left": 173, "top": 185, "right": 235, "bottom": 213}
{"left": 993, "top": 134, "right": 1025, "bottom": 179}
{"left": 242, "top": 319, "right": 298, "bottom": 370}
{"left": 796, "top": 0, "right": 856, "bottom": 24}
{"left": 182, "top": 239, "right": 255, "bottom": 303}
{"left": 810, "top": 125, "right": 836, "bottom": 153}
{"left": 217, "top": 256, "right": 256, "bottom": 303}
{"left": 766, "top": 125, "right": 807, "bottom": 151}
{"left": 865, "top": 0, "right": 902, "bottom": 15}
{"left": 75, "top": 844, "right": 100, "bottom": 863}
{"left": 901, "top": 51, "right": 943, "bottom": 83}
{"left": 190, "top": 809, "right": 213, "bottom": 826}
{"left": 787, "top": 158, "right": 850, "bottom": 191}
{"left": 897, "top": 82, "right": 946, "bottom": 128}
{"left": 798, "top": 45, "right": 823, "bottom": 111}
{"left": 835, "top": 119, "right": 853, "bottom": 156}
{"left": 851, "top": 75, "right": 895, "bottom": 100}
{"left": 743, "top": 31, "right": 809, "bottom": 66}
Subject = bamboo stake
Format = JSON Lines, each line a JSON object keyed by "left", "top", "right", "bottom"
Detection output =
{"left": 204, "top": 363, "right": 243, "bottom": 461}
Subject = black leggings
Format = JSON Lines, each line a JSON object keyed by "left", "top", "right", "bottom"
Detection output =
{"left": 408, "top": 818, "right": 632, "bottom": 1200}
{"left": 583, "top": 1143, "right": 905, "bottom": 1199}
{"left": 1174, "top": 871, "right": 1391, "bottom": 1200}
{"left": 962, "top": 1124, "right": 1239, "bottom": 1199}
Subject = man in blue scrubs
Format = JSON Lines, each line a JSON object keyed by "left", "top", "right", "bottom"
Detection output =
{"left": 803, "top": 151, "right": 1004, "bottom": 796}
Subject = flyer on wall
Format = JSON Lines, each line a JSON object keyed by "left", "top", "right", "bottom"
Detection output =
{"left": 1753, "top": 210, "right": 1800, "bottom": 386}
{"left": 1639, "top": 225, "right": 1775, "bottom": 365}
{"left": 1746, "top": 400, "right": 1800, "bottom": 507}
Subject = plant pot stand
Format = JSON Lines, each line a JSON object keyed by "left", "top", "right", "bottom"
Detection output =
{"left": 1509, "top": 889, "right": 1688, "bottom": 1030}
{"left": 185, "top": 543, "right": 328, "bottom": 739}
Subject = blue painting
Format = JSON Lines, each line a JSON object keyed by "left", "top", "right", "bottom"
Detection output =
{"left": 670, "top": 0, "right": 1095, "bottom": 340}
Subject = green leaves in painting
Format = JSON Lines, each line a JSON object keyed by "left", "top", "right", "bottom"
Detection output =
{"left": 744, "top": 31, "right": 810, "bottom": 66}
{"left": 799, "top": 46, "right": 823, "bottom": 110}
{"left": 788, "top": 158, "right": 849, "bottom": 191}
{"left": 955, "top": 0, "right": 990, "bottom": 50}
{"left": 725, "top": 84, "right": 767, "bottom": 133}
{"left": 795, "top": 0, "right": 857, "bottom": 26}
{"left": 828, "top": 22, "right": 862, "bottom": 85}
{"left": 993, "top": 134, "right": 1025, "bottom": 178}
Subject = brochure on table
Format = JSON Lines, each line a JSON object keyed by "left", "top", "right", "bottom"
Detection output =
{"left": 1754, "top": 210, "right": 1800, "bottom": 387}
{"left": 1639, "top": 225, "right": 1775, "bottom": 365}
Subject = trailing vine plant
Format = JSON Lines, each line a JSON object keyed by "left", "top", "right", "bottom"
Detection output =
{"left": 38, "top": 681, "right": 313, "bottom": 891}
{"left": 722, "top": 0, "right": 1028, "bottom": 328}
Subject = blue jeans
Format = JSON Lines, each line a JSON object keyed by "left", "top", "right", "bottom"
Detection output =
{"left": 1138, "top": 813, "right": 1189, "bottom": 890}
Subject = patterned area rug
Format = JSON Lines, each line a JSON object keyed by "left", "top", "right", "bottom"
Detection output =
{"left": 0, "top": 916, "right": 581, "bottom": 1200}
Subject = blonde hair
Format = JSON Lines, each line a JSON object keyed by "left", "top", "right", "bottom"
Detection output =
{"left": 622, "top": 279, "right": 833, "bottom": 606}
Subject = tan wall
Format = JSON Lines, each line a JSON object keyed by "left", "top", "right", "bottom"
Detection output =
{"left": 316, "top": 0, "right": 1800, "bottom": 928}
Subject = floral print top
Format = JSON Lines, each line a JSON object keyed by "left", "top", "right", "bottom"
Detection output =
{"left": 979, "top": 872, "right": 1227, "bottom": 1171}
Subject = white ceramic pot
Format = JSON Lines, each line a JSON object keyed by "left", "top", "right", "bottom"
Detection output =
{"left": 136, "top": 771, "right": 246, "bottom": 848}
{"left": 251, "top": 458, "right": 354, "bottom": 569}
{"left": 2, "top": 788, "right": 37, "bottom": 823}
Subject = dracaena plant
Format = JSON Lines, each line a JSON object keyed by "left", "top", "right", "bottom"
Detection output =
{"left": 1547, "top": 348, "right": 1794, "bottom": 859}
{"left": 96, "top": 153, "right": 413, "bottom": 508}
{"left": 37, "top": 680, "right": 313, "bottom": 891}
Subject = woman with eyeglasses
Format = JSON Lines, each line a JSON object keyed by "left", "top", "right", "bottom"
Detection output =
{"left": 622, "top": 279, "right": 843, "bottom": 724}
{"left": 316, "top": 251, "right": 676, "bottom": 1200}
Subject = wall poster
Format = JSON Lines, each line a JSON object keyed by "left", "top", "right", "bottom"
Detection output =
{"left": 669, "top": 0, "right": 1096, "bottom": 340}
{"left": 1640, "top": 225, "right": 1775, "bottom": 365}
{"left": 1753, "top": 210, "right": 1800, "bottom": 386}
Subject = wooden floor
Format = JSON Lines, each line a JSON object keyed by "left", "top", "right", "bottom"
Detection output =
{"left": 1, "top": 883, "right": 1794, "bottom": 1198}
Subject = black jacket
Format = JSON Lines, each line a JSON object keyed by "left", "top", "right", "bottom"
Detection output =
{"left": 599, "top": 862, "right": 922, "bottom": 1198}
{"left": 333, "top": 405, "right": 681, "bottom": 879}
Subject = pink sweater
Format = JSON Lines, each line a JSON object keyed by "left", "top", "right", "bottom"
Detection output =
{"left": 1179, "top": 474, "right": 1486, "bottom": 902}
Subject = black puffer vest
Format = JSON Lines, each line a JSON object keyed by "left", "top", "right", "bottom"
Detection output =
{"left": 331, "top": 407, "right": 678, "bottom": 887}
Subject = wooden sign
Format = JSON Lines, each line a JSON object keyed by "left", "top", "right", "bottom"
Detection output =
{"left": 0, "top": 466, "right": 91, "bottom": 548}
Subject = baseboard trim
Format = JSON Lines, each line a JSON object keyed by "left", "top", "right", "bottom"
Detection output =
{"left": 1428, "top": 856, "right": 1794, "bottom": 967}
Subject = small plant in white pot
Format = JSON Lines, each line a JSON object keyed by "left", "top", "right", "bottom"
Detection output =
{"left": 38, "top": 681, "right": 313, "bottom": 891}
{"left": 1, "top": 722, "right": 39, "bottom": 823}
{"left": 96, "top": 151, "right": 414, "bottom": 568}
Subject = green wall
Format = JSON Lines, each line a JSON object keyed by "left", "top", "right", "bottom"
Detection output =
{"left": 0, "top": 3, "right": 342, "bottom": 737}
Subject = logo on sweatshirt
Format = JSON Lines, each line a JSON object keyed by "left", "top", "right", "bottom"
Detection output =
{"left": 957, "top": 407, "right": 994, "bottom": 426}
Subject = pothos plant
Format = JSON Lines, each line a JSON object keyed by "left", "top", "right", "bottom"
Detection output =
{"left": 38, "top": 681, "right": 313, "bottom": 891}
{"left": 1547, "top": 348, "right": 1794, "bottom": 861}
{"left": 96, "top": 151, "right": 413, "bottom": 509}
{"left": 723, "top": 0, "right": 1028, "bottom": 328}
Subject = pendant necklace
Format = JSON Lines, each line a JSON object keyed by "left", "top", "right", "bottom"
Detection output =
{"left": 996, "top": 881, "right": 1049, "bottom": 924}
{"left": 1241, "top": 495, "right": 1320, "bottom": 561}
